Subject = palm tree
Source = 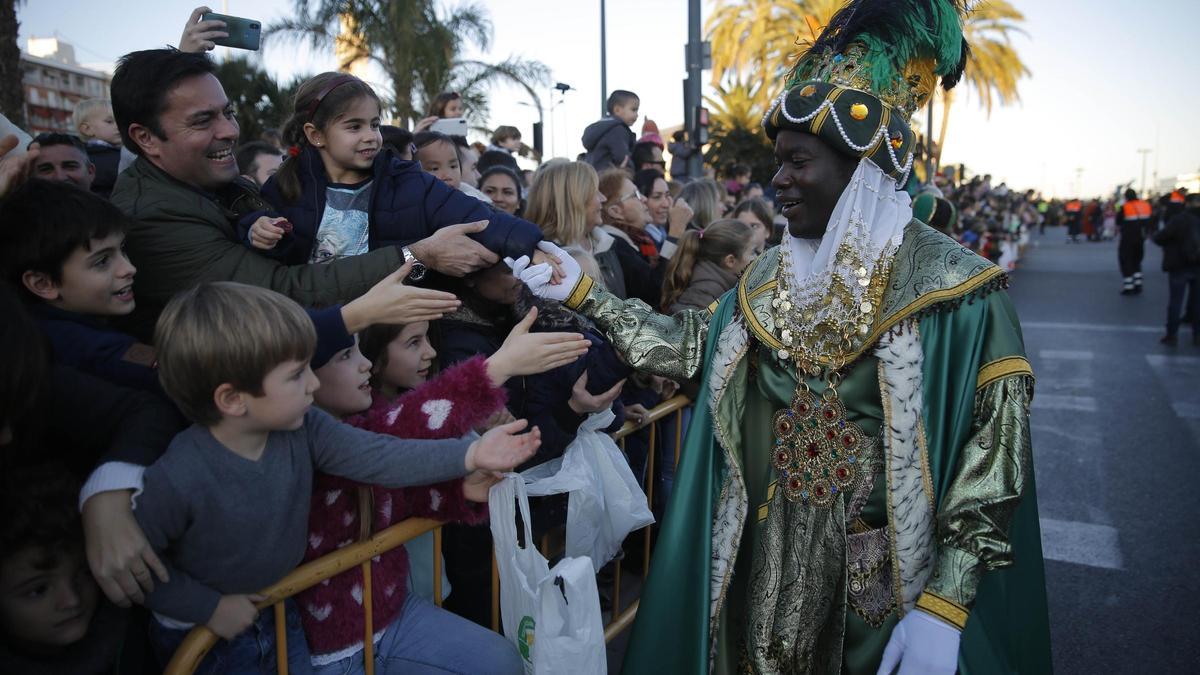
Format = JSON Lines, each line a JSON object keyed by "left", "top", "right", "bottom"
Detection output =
{"left": 268, "top": 0, "right": 548, "bottom": 127}
{"left": 0, "top": 0, "right": 25, "bottom": 128}
{"left": 935, "top": 0, "right": 1029, "bottom": 163}
{"left": 215, "top": 56, "right": 298, "bottom": 142}
{"left": 705, "top": 79, "right": 766, "bottom": 133}
{"left": 705, "top": 0, "right": 843, "bottom": 131}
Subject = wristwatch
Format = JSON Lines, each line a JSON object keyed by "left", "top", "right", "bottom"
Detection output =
{"left": 401, "top": 245, "right": 427, "bottom": 281}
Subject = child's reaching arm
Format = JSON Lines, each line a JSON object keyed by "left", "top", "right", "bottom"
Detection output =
{"left": 310, "top": 408, "right": 539, "bottom": 487}
{"left": 360, "top": 309, "right": 588, "bottom": 440}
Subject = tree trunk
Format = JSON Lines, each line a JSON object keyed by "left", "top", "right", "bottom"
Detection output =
{"left": 0, "top": 0, "right": 25, "bottom": 128}
{"left": 935, "top": 88, "right": 954, "bottom": 168}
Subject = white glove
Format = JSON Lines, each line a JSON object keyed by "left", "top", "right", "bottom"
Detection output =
{"left": 510, "top": 240, "right": 582, "bottom": 302}
{"left": 504, "top": 255, "right": 554, "bottom": 289}
{"left": 876, "top": 609, "right": 961, "bottom": 675}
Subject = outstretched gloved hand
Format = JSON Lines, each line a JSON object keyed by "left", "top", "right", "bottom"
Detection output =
{"left": 507, "top": 241, "right": 581, "bottom": 302}
{"left": 876, "top": 609, "right": 961, "bottom": 675}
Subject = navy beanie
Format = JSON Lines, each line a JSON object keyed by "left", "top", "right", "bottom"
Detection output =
{"left": 307, "top": 306, "right": 354, "bottom": 369}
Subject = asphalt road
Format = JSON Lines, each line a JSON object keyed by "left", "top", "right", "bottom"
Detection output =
{"left": 1009, "top": 227, "right": 1200, "bottom": 673}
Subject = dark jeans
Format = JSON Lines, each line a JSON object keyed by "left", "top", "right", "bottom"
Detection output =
{"left": 1167, "top": 268, "right": 1200, "bottom": 336}
{"left": 149, "top": 599, "right": 313, "bottom": 675}
{"left": 1119, "top": 225, "right": 1145, "bottom": 278}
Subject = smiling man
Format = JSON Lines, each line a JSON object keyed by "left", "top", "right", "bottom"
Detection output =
{"left": 29, "top": 133, "right": 95, "bottom": 192}
{"left": 108, "top": 48, "right": 550, "bottom": 342}
{"left": 520, "top": 1, "right": 1050, "bottom": 673}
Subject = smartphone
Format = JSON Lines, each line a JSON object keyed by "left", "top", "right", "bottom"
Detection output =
{"left": 201, "top": 12, "right": 262, "bottom": 51}
{"left": 430, "top": 117, "right": 469, "bottom": 137}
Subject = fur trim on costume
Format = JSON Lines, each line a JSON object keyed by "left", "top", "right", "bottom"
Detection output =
{"left": 706, "top": 315, "right": 751, "bottom": 646}
{"left": 875, "top": 323, "right": 935, "bottom": 613}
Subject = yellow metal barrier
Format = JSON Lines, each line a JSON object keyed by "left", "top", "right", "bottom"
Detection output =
{"left": 166, "top": 395, "right": 692, "bottom": 674}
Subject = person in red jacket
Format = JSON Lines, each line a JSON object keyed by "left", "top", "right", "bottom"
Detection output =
{"left": 301, "top": 308, "right": 587, "bottom": 674}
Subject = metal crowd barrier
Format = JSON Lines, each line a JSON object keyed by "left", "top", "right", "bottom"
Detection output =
{"left": 164, "top": 395, "right": 692, "bottom": 675}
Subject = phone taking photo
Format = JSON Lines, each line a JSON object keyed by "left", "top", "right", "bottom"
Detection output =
{"left": 201, "top": 12, "right": 262, "bottom": 51}
{"left": 430, "top": 117, "right": 469, "bottom": 137}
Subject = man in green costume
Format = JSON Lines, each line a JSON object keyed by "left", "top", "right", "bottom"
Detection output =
{"left": 516, "top": 0, "right": 1050, "bottom": 672}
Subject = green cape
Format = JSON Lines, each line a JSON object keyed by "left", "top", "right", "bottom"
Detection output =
{"left": 621, "top": 223, "right": 1051, "bottom": 674}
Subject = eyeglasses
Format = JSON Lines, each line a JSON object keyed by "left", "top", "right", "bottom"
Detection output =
{"left": 617, "top": 190, "right": 644, "bottom": 203}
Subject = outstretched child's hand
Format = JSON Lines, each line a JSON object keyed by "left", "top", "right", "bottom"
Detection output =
{"left": 463, "top": 470, "right": 503, "bottom": 503}
{"left": 487, "top": 306, "right": 590, "bottom": 385}
{"left": 207, "top": 593, "right": 264, "bottom": 640}
{"left": 248, "top": 216, "right": 291, "bottom": 250}
{"left": 465, "top": 419, "right": 540, "bottom": 472}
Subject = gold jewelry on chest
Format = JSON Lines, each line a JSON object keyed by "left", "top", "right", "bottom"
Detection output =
{"left": 768, "top": 238, "right": 892, "bottom": 506}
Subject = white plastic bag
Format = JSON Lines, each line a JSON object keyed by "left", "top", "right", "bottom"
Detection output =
{"left": 523, "top": 409, "right": 655, "bottom": 573}
{"left": 490, "top": 474, "right": 549, "bottom": 674}
{"left": 533, "top": 556, "right": 606, "bottom": 675}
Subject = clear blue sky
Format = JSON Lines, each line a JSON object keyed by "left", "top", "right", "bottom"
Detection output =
{"left": 17, "top": 0, "right": 1200, "bottom": 197}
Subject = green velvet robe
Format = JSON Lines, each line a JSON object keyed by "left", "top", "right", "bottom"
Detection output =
{"left": 562, "top": 221, "right": 1051, "bottom": 674}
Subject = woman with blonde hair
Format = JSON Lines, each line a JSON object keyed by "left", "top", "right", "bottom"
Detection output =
{"left": 525, "top": 160, "right": 632, "bottom": 301}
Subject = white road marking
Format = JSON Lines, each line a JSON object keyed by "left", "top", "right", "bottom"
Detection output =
{"left": 1024, "top": 321, "right": 1160, "bottom": 333}
{"left": 1039, "top": 518, "right": 1123, "bottom": 570}
{"left": 1031, "top": 395, "right": 1098, "bottom": 412}
{"left": 1039, "top": 349, "right": 1094, "bottom": 360}
{"left": 1145, "top": 354, "right": 1200, "bottom": 368}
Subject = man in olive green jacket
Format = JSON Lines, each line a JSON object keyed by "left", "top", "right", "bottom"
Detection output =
{"left": 109, "top": 48, "right": 546, "bottom": 339}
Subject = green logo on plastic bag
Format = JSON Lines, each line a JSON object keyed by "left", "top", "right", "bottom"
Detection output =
{"left": 517, "top": 615, "right": 536, "bottom": 662}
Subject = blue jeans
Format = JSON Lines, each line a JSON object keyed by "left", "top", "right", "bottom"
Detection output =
{"left": 149, "top": 599, "right": 313, "bottom": 675}
{"left": 313, "top": 594, "right": 522, "bottom": 675}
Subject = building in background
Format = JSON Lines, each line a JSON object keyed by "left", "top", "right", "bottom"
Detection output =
{"left": 21, "top": 37, "right": 110, "bottom": 135}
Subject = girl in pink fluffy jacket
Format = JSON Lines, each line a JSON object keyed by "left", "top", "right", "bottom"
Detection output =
{"left": 301, "top": 310, "right": 588, "bottom": 674}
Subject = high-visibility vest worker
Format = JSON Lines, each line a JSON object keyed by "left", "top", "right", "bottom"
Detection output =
{"left": 1122, "top": 199, "right": 1152, "bottom": 221}
{"left": 1065, "top": 199, "right": 1082, "bottom": 213}
{"left": 1169, "top": 190, "right": 1186, "bottom": 205}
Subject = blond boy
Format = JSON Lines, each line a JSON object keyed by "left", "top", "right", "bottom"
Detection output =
{"left": 135, "top": 282, "right": 539, "bottom": 673}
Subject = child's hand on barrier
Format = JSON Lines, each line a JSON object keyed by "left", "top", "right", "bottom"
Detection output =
{"left": 208, "top": 593, "right": 265, "bottom": 640}
{"left": 466, "top": 419, "right": 541, "bottom": 472}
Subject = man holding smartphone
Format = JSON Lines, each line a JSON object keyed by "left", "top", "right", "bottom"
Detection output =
{"left": 104, "top": 11, "right": 561, "bottom": 342}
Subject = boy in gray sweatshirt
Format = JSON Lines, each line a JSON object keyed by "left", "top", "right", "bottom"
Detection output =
{"left": 134, "top": 282, "right": 540, "bottom": 673}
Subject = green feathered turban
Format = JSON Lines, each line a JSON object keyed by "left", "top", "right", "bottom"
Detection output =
{"left": 763, "top": 0, "right": 970, "bottom": 186}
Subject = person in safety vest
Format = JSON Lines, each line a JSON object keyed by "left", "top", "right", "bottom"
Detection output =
{"left": 1064, "top": 198, "right": 1083, "bottom": 243}
{"left": 1117, "top": 188, "right": 1153, "bottom": 295}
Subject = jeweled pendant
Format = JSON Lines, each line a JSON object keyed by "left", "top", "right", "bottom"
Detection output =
{"left": 771, "top": 385, "right": 862, "bottom": 506}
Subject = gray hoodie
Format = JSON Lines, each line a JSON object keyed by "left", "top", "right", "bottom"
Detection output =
{"left": 582, "top": 117, "right": 634, "bottom": 171}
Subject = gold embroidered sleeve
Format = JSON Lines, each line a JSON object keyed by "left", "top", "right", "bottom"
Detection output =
{"left": 564, "top": 275, "right": 710, "bottom": 381}
{"left": 926, "top": 374, "right": 1034, "bottom": 608}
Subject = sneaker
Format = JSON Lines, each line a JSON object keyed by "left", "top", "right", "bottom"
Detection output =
{"left": 1121, "top": 287, "right": 1136, "bottom": 295}
{"left": 1160, "top": 334, "right": 1178, "bottom": 346}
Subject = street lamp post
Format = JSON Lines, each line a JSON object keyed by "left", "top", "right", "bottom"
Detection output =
{"left": 599, "top": 0, "right": 607, "bottom": 118}
{"left": 1137, "top": 148, "right": 1152, "bottom": 197}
